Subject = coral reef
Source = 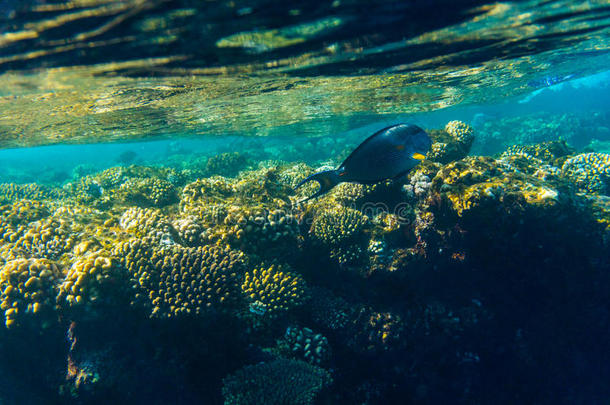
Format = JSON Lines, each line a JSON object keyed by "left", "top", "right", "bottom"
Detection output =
{"left": 280, "top": 326, "right": 330, "bottom": 365}
{"left": 242, "top": 264, "right": 307, "bottom": 318}
{"left": 221, "top": 358, "right": 332, "bottom": 405}
{"left": 205, "top": 152, "right": 250, "bottom": 177}
{"left": 1, "top": 120, "right": 609, "bottom": 404}
{"left": 426, "top": 120, "right": 474, "bottom": 164}
{"left": 117, "top": 177, "right": 177, "bottom": 207}
{"left": 113, "top": 240, "right": 246, "bottom": 318}
{"left": 0, "top": 183, "right": 58, "bottom": 203}
{"left": 56, "top": 251, "right": 126, "bottom": 314}
{"left": 501, "top": 140, "right": 573, "bottom": 166}
{"left": 561, "top": 152, "right": 610, "bottom": 194}
{"left": 0, "top": 258, "right": 62, "bottom": 328}
{"left": 310, "top": 206, "right": 367, "bottom": 246}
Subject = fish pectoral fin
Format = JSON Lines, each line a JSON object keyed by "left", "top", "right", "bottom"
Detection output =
{"left": 412, "top": 152, "right": 426, "bottom": 160}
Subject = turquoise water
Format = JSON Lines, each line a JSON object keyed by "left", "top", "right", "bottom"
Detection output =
{"left": 1, "top": 1, "right": 610, "bottom": 404}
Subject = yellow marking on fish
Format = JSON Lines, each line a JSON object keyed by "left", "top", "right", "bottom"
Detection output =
{"left": 395, "top": 144, "right": 405, "bottom": 151}
{"left": 412, "top": 152, "right": 426, "bottom": 160}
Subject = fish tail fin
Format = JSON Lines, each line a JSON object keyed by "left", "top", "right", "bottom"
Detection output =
{"left": 294, "top": 170, "right": 341, "bottom": 203}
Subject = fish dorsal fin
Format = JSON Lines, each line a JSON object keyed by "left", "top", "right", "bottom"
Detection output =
{"left": 340, "top": 123, "right": 406, "bottom": 169}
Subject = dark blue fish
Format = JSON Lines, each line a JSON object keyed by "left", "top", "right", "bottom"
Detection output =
{"left": 295, "top": 123, "right": 431, "bottom": 202}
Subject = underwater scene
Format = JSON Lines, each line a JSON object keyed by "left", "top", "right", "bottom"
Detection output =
{"left": 1, "top": 1, "right": 610, "bottom": 404}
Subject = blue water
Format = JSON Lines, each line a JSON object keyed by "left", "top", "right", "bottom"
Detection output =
{"left": 1, "top": 2, "right": 610, "bottom": 405}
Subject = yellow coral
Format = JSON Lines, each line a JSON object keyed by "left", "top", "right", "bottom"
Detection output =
{"left": 0, "top": 258, "right": 62, "bottom": 328}
{"left": 242, "top": 264, "right": 306, "bottom": 317}
{"left": 444, "top": 120, "right": 474, "bottom": 144}
{"left": 57, "top": 251, "right": 119, "bottom": 310}
{"left": 113, "top": 240, "right": 246, "bottom": 318}
{"left": 310, "top": 206, "right": 367, "bottom": 246}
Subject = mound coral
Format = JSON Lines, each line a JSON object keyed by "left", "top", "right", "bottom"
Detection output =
{"left": 221, "top": 358, "right": 332, "bottom": 405}
{"left": 308, "top": 288, "right": 350, "bottom": 330}
{"left": 216, "top": 206, "right": 299, "bottom": 259}
{"left": 113, "top": 241, "right": 246, "bottom": 318}
{"left": 119, "top": 207, "right": 175, "bottom": 243}
{"left": 561, "top": 152, "right": 610, "bottom": 194}
{"left": 350, "top": 309, "right": 405, "bottom": 353}
{"left": 310, "top": 206, "right": 367, "bottom": 246}
{"left": 205, "top": 152, "right": 249, "bottom": 177}
{"left": 427, "top": 120, "right": 475, "bottom": 164}
{"left": 117, "top": 177, "right": 177, "bottom": 207}
{"left": 4, "top": 217, "right": 75, "bottom": 261}
{"left": 242, "top": 264, "right": 307, "bottom": 318}
{"left": 56, "top": 251, "right": 124, "bottom": 312}
{"left": 502, "top": 140, "right": 573, "bottom": 166}
{"left": 0, "top": 183, "right": 56, "bottom": 202}
{"left": 0, "top": 258, "right": 62, "bottom": 328}
{"left": 0, "top": 199, "right": 50, "bottom": 225}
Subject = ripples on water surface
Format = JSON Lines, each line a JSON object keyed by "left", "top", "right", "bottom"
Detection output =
{"left": 1, "top": 2, "right": 610, "bottom": 405}
{"left": 0, "top": 0, "right": 608, "bottom": 146}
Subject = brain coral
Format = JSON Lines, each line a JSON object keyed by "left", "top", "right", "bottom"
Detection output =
{"left": 0, "top": 258, "right": 62, "bottom": 328}
{"left": 221, "top": 358, "right": 332, "bottom": 405}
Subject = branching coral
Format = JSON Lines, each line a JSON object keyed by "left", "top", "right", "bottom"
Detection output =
{"left": 281, "top": 326, "right": 330, "bottom": 365}
{"left": 242, "top": 264, "right": 307, "bottom": 318}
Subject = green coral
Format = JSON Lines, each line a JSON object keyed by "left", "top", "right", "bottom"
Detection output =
{"left": 206, "top": 152, "right": 249, "bottom": 177}
{"left": 117, "top": 177, "right": 177, "bottom": 207}
{"left": 280, "top": 326, "right": 330, "bottom": 365}
{"left": 221, "top": 358, "right": 332, "bottom": 405}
